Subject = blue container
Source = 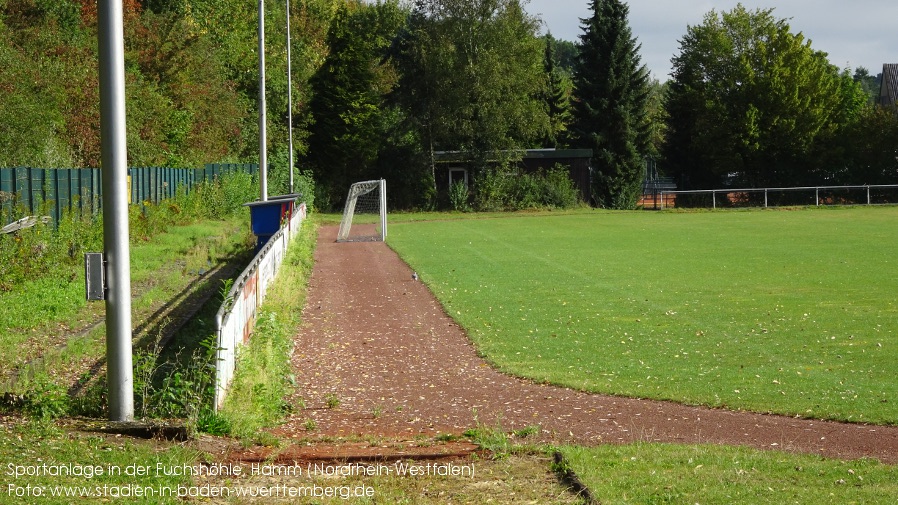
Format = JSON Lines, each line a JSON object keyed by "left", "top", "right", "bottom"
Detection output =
{"left": 244, "top": 194, "right": 299, "bottom": 252}
{"left": 254, "top": 233, "right": 273, "bottom": 251}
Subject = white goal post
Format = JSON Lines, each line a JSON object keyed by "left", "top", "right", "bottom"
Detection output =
{"left": 337, "top": 179, "right": 387, "bottom": 242}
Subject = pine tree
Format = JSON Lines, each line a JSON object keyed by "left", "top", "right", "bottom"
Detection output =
{"left": 569, "top": 0, "right": 650, "bottom": 209}
{"left": 542, "top": 34, "right": 571, "bottom": 148}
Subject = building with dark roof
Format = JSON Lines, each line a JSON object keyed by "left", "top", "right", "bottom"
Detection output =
{"left": 433, "top": 149, "right": 593, "bottom": 203}
{"left": 879, "top": 63, "right": 898, "bottom": 106}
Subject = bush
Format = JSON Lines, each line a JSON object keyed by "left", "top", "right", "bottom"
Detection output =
{"left": 132, "top": 333, "right": 221, "bottom": 435}
{"left": 292, "top": 170, "right": 316, "bottom": 212}
{"left": 473, "top": 167, "right": 510, "bottom": 212}
{"left": 542, "top": 165, "right": 581, "bottom": 209}
{"left": 471, "top": 164, "right": 581, "bottom": 212}
{"left": 255, "top": 148, "right": 317, "bottom": 211}
{"left": 0, "top": 219, "right": 51, "bottom": 291}
{"left": 449, "top": 180, "right": 470, "bottom": 211}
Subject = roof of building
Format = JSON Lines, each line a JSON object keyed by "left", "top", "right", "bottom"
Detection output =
{"left": 880, "top": 63, "right": 898, "bottom": 106}
{"left": 433, "top": 148, "right": 593, "bottom": 163}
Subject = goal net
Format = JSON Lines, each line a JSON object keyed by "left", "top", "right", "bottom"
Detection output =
{"left": 337, "top": 179, "right": 387, "bottom": 242}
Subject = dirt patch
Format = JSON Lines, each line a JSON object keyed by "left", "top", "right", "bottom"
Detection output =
{"left": 276, "top": 224, "right": 898, "bottom": 464}
{"left": 224, "top": 440, "right": 480, "bottom": 465}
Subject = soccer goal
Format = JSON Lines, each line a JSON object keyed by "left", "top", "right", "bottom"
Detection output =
{"left": 336, "top": 179, "right": 387, "bottom": 242}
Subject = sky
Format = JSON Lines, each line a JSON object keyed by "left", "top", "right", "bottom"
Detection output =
{"left": 523, "top": 0, "right": 898, "bottom": 81}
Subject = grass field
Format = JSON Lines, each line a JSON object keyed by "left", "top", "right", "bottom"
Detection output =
{"left": 388, "top": 207, "right": 898, "bottom": 424}
{"left": 557, "top": 443, "right": 898, "bottom": 504}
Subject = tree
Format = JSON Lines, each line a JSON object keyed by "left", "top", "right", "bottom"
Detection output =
{"left": 569, "top": 0, "right": 650, "bottom": 209}
{"left": 643, "top": 78, "right": 667, "bottom": 159}
{"left": 663, "top": 5, "right": 867, "bottom": 191}
{"left": 388, "top": 0, "right": 462, "bottom": 201}
{"left": 306, "top": 0, "right": 405, "bottom": 206}
{"left": 125, "top": 10, "right": 249, "bottom": 167}
{"left": 853, "top": 67, "right": 879, "bottom": 104}
{"left": 393, "top": 0, "right": 547, "bottom": 165}
{"left": 541, "top": 34, "right": 571, "bottom": 148}
{"left": 827, "top": 104, "right": 898, "bottom": 185}
{"left": 549, "top": 37, "right": 578, "bottom": 75}
{"left": 0, "top": 0, "right": 338, "bottom": 170}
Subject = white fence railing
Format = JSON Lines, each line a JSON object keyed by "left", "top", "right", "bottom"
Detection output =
{"left": 658, "top": 184, "right": 898, "bottom": 209}
{"left": 213, "top": 202, "right": 307, "bottom": 409}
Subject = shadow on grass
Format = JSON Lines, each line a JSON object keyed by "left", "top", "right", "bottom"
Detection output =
{"left": 67, "top": 243, "right": 254, "bottom": 419}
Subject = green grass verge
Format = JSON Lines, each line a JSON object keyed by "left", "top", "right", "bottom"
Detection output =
{"left": 1, "top": 217, "right": 254, "bottom": 425}
{"left": 0, "top": 217, "right": 252, "bottom": 375}
{"left": 218, "top": 219, "right": 318, "bottom": 441}
{"left": 557, "top": 443, "right": 898, "bottom": 504}
{"left": 0, "top": 419, "right": 198, "bottom": 504}
{"left": 387, "top": 207, "right": 898, "bottom": 424}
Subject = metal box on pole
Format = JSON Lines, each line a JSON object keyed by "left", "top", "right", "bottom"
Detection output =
{"left": 84, "top": 253, "right": 105, "bottom": 301}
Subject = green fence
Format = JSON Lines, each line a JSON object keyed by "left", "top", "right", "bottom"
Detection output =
{"left": 0, "top": 163, "right": 258, "bottom": 227}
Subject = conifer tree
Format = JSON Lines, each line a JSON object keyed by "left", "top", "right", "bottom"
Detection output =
{"left": 569, "top": 0, "right": 650, "bottom": 209}
{"left": 542, "top": 34, "right": 571, "bottom": 148}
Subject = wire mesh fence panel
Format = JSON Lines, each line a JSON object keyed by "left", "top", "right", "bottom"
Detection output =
{"left": 661, "top": 185, "right": 898, "bottom": 210}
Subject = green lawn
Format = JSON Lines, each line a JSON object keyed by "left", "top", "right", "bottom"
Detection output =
{"left": 557, "top": 443, "right": 898, "bottom": 504}
{"left": 388, "top": 207, "right": 898, "bottom": 424}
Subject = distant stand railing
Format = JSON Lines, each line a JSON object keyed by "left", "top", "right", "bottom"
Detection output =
{"left": 658, "top": 184, "right": 898, "bottom": 210}
{"left": 640, "top": 176, "right": 677, "bottom": 210}
{"left": 0, "top": 163, "right": 258, "bottom": 227}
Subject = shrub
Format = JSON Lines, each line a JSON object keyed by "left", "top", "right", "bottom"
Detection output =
{"left": 293, "top": 170, "right": 316, "bottom": 212}
{"left": 470, "top": 164, "right": 581, "bottom": 212}
{"left": 133, "top": 333, "right": 221, "bottom": 435}
{"left": 542, "top": 165, "right": 581, "bottom": 209}
{"left": 449, "top": 180, "right": 470, "bottom": 211}
{"left": 473, "top": 167, "right": 510, "bottom": 211}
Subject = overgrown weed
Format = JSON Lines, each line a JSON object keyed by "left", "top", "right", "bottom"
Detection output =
{"left": 217, "top": 220, "right": 318, "bottom": 441}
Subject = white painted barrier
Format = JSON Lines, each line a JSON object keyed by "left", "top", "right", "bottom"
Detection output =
{"left": 213, "top": 202, "right": 307, "bottom": 409}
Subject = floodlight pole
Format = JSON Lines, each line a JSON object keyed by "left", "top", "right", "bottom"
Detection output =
{"left": 98, "top": 0, "right": 134, "bottom": 422}
{"left": 286, "top": 0, "right": 295, "bottom": 194}
{"left": 258, "top": 0, "right": 268, "bottom": 202}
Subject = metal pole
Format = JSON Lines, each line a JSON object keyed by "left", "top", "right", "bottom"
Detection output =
{"left": 98, "top": 0, "right": 134, "bottom": 422}
{"left": 258, "top": 0, "right": 268, "bottom": 202}
{"left": 867, "top": 185, "right": 871, "bottom": 205}
{"left": 380, "top": 179, "right": 387, "bottom": 240}
{"left": 764, "top": 189, "right": 768, "bottom": 208}
{"left": 286, "top": 0, "right": 295, "bottom": 194}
